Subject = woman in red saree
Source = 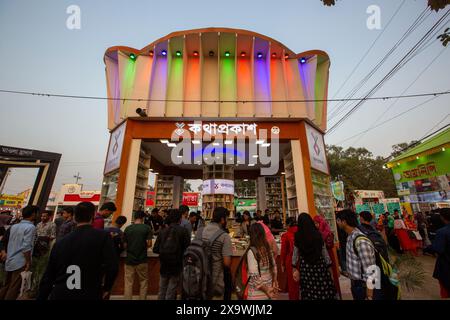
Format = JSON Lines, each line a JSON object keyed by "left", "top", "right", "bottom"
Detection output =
{"left": 313, "top": 215, "right": 341, "bottom": 299}
{"left": 394, "top": 215, "right": 420, "bottom": 256}
{"left": 280, "top": 218, "right": 299, "bottom": 300}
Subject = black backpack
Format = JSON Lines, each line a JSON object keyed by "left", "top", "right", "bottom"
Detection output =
{"left": 353, "top": 235, "right": 401, "bottom": 300}
{"left": 182, "top": 228, "right": 225, "bottom": 300}
{"left": 357, "top": 225, "right": 390, "bottom": 262}
{"left": 158, "top": 226, "right": 181, "bottom": 266}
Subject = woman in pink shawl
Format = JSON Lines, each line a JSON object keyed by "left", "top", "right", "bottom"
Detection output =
{"left": 313, "top": 215, "right": 341, "bottom": 299}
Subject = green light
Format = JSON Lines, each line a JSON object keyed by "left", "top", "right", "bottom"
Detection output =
{"left": 176, "top": 51, "right": 182, "bottom": 57}
{"left": 129, "top": 53, "right": 136, "bottom": 61}
{"left": 224, "top": 51, "right": 230, "bottom": 57}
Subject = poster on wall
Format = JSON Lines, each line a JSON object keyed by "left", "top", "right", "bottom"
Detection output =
{"left": 145, "top": 191, "right": 155, "bottom": 207}
{"left": 386, "top": 202, "right": 401, "bottom": 215}
{"left": 372, "top": 203, "right": 386, "bottom": 216}
{"left": 182, "top": 192, "right": 199, "bottom": 206}
{"left": 355, "top": 203, "right": 371, "bottom": 213}
{"left": 104, "top": 122, "right": 126, "bottom": 175}
{"left": 234, "top": 198, "right": 257, "bottom": 214}
{"left": 201, "top": 179, "right": 234, "bottom": 195}
{"left": 305, "top": 123, "right": 329, "bottom": 174}
{"left": 331, "top": 181, "right": 345, "bottom": 201}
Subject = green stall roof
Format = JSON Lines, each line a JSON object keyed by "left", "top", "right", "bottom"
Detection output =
{"left": 388, "top": 126, "right": 450, "bottom": 164}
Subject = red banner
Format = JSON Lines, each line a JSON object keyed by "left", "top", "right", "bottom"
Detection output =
{"left": 182, "top": 192, "right": 199, "bottom": 206}
{"left": 63, "top": 194, "right": 100, "bottom": 202}
{"left": 146, "top": 191, "right": 155, "bottom": 206}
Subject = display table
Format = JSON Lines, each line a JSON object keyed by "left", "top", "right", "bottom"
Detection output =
{"left": 111, "top": 248, "right": 287, "bottom": 296}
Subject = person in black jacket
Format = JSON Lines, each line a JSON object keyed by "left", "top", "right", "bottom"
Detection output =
{"left": 37, "top": 201, "right": 118, "bottom": 300}
{"left": 153, "top": 209, "right": 190, "bottom": 300}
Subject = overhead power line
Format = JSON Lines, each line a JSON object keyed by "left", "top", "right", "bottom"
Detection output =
{"left": 0, "top": 88, "right": 449, "bottom": 103}
{"left": 334, "top": 94, "right": 443, "bottom": 145}
{"left": 327, "top": 9, "right": 450, "bottom": 134}
{"left": 350, "top": 46, "right": 447, "bottom": 146}
{"left": 328, "top": 7, "right": 432, "bottom": 121}
{"left": 330, "top": 0, "right": 407, "bottom": 100}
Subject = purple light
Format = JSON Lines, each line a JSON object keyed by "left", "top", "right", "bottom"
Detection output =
{"left": 300, "top": 57, "right": 306, "bottom": 64}
{"left": 257, "top": 52, "right": 263, "bottom": 59}
{"left": 161, "top": 50, "right": 167, "bottom": 56}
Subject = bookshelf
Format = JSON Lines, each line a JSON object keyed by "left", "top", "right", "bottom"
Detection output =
{"left": 311, "top": 170, "right": 338, "bottom": 241}
{"left": 283, "top": 151, "right": 299, "bottom": 217}
{"left": 133, "top": 146, "right": 150, "bottom": 211}
{"left": 100, "top": 171, "right": 119, "bottom": 205}
{"left": 155, "top": 175, "right": 182, "bottom": 210}
{"left": 202, "top": 165, "right": 234, "bottom": 219}
{"left": 257, "top": 176, "right": 287, "bottom": 223}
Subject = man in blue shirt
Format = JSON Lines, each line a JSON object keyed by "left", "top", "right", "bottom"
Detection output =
{"left": 431, "top": 208, "right": 450, "bottom": 298}
{"left": 0, "top": 205, "right": 38, "bottom": 300}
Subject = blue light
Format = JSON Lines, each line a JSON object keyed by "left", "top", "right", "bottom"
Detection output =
{"left": 193, "top": 147, "right": 244, "bottom": 158}
{"left": 257, "top": 52, "right": 263, "bottom": 59}
{"left": 300, "top": 57, "right": 306, "bottom": 64}
{"left": 161, "top": 50, "right": 167, "bottom": 56}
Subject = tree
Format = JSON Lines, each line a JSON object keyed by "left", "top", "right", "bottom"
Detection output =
{"left": 327, "top": 145, "right": 397, "bottom": 198}
{"left": 390, "top": 141, "right": 419, "bottom": 158}
{"left": 437, "top": 27, "right": 450, "bottom": 46}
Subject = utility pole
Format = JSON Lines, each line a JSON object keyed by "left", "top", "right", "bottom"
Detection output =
{"left": 73, "top": 172, "right": 82, "bottom": 184}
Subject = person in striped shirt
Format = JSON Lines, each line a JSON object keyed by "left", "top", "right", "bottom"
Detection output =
{"left": 336, "top": 209, "right": 382, "bottom": 300}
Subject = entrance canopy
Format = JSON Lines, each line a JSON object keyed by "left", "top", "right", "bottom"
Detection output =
{"left": 104, "top": 27, "right": 330, "bottom": 132}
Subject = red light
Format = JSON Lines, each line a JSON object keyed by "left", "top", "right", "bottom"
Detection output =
{"left": 284, "top": 54, "right": 289, "bottom": 59}
{"left": 149, "top": 51, "right": 154, "bottom": 57}
{"left": 271, "top": 52, "right": 277, "bottom": 58}
{"left": 240, "top": 51, "right": 246, "bottom": 57}
{"left": 193, "top": 51, "right": 199, "bottom": 57}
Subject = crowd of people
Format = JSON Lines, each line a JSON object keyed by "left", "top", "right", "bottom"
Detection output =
{"left": 0, "top": 202, "right": 449, "bottom": 300}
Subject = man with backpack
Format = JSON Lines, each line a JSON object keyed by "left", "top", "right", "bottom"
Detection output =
{"left": 358, "top": 211, "right": 390, "bottom": 262}
{"left": 183, "top": 207, "right": 232, "bottom": 300}
{"left": 153, "top": 209, "right": 190, "bottom": 300}
{"left": 336, "top": 210, "right": 382, "bottom": 300}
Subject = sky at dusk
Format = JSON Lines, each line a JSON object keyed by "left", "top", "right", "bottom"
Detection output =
{"left": 0, "top": 0, "right": 449, "bottom": 193}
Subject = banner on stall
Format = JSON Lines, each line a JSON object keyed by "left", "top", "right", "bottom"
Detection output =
{"left": 331, "top": 181, "right": 345, "bottom": 201}
{"left": 182, "top": 192, "right": 199, "bottom": 206}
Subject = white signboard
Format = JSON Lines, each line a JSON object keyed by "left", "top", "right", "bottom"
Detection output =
{"left": 305, "top": 123, "right": 329, "bottom": 174}
{"left": 104, "top": 122, "right": 126, "bottom": 175}
{"left": 201, "top": 179, "right": 234, "bottom": 195}
{"left": 174, "top": 122, "right": 258, "bottom": 136}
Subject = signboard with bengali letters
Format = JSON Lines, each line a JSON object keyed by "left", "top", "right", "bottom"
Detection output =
{"left": 0, "top": 195, "right": 25, "bottom": 207}
{"left": 174, "top": 122, "right": 258, "bottom": 136}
